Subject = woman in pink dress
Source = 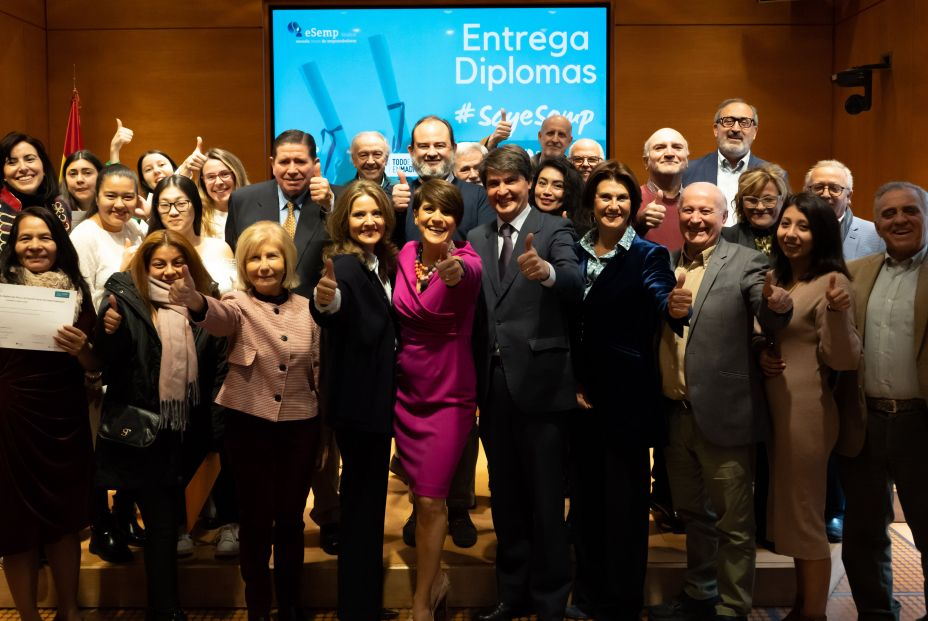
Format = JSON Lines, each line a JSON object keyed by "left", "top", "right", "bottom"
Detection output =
{"left": 393, "top": 179, "right": 482, "bottom": 621}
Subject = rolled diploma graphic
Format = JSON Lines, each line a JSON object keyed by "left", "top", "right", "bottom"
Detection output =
{"left": 300, "top": 61, "right": 354, "bottom": 181}
{"left": 369, "top": 34, "right": 408, "bottom": 152}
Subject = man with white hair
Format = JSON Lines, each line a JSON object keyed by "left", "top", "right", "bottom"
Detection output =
{"left": 841, "top": 181, "right": 928, "bottom": 621}
{"left": 805, "top": 159, "right": 884, "bottom": 260}
{"left": 453, "top": 142, "right": 488, "bottom": 185}
{"left": 349, "top": 131, "right": 393, "bottom": 193}
{"left": 567, "top": 139, "right": 604, "bottom": 181}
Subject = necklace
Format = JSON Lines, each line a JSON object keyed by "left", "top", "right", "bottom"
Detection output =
{"left": 414, "top": 245, "right": 436, "bottom": 291}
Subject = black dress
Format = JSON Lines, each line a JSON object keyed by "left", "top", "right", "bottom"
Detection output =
{"left": 0, "top": 299, "right": 94, "bottom": 555}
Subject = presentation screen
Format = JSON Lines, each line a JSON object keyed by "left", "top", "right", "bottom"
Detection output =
{"left": 269, "top": 5, "right": 610, "bottom": 184}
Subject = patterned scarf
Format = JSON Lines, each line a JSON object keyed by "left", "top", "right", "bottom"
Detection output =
{"left": 148, "top": 277, "right": 199, "bottom": 431}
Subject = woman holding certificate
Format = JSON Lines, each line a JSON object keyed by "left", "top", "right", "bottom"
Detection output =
{"left": 0, "top": 207, "right": 98, "bottom": 621}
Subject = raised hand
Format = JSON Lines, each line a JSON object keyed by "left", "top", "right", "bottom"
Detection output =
{"left": 639, "top": 189, "right": 667, "bottom": 230}
{"left": 179, "top": 136, "right": 207, "bottom": 176}
{"left": 134, "top": 191, "right": 152, "bottom": 220}
{"left": 488, "top": 109, "right": 513, "bottom": 148}
{"left": 517, "top": 232, "right": 550, "bottom": 281}
{"left": 169, "top": 265, "right": 204, "bottom": 312}
{"left": 119, "top": 238, "right": 138, "bottom": 271}
{"left": 763, "top": 271, "right": 793, "bottom": 314}
{"left": 824, "top": 274, "right": 850, "bottom": 312}
{"left": 309, "top": 174, "right": 332, "bottom": 207}
{"left": 392, "top": 170, "right": 411, "bottom": 212}
{"left": 54, "top": 325, "right": 89, "bottom": 356}
{"left": 103, "top": 294, "right": 122, "bottom": 335}
{"left": 315, "top": 259, "right": 338, "bottom": 308}
{"left": 435, "top": 242, "right": 464, "bottom": 287}
{"left": 667, "top": 272, "right": 692, "bottom": 319}
{"left": 109, "top": 118, "right": 134, "bottom": 163}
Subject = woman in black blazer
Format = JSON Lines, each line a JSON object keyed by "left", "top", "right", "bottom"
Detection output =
{"left": 571, "top": 161, "right": 689, "bottom": 620}
{"left": 311, "top": 180, "right": 398, "bottom": 621}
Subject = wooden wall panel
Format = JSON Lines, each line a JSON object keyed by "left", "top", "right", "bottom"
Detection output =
{"left": 0, "top": 9, "right": 49, "bottom": 144}
{"left": 614, "top": 25, "right": 834, "bottom": 191}
{"left": 46, "top": 28, "right": 268, "bottom": 184}
{"left": 833, "top": 0, "right": 928, "bottom": 212}
{"left": 0, "top": 2, "right": 45, "bottom": 28}
{"left": 616, "top": 0, "right": 830, "bottom": 25}
{"left": 45, "top": 0, "right": 260, "bottom": 30}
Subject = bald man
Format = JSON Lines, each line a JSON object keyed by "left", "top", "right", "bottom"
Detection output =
{"left": 480, "top": 114, "right": 574, "bottom": 171}
{"left": 650, "top": 182, "right": 793, "bottom": 621}
{"left": 636, "top": 128, "right": 689, "bottom": 253}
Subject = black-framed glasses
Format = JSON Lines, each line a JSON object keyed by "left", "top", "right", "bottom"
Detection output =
{"left": 157, "top": 199, "right": 192, "bottom": 213}
{"left": 716, "top": 116, "right": 756, "bottom": 129}
{"left": 743, "top": 195, "right": 781, "bottom": 208}
{"left": 808, "top": 182, "right": 847, "bottom": 197}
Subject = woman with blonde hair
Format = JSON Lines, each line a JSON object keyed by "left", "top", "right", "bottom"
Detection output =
{"left": 197, "top": 148, "right": 250, "bottom": 239}
{"left": 170, "top": 220, "right": 321, "bottom": 621}
{"left": 722, "top": 163, "right": 790, "bottom": 256}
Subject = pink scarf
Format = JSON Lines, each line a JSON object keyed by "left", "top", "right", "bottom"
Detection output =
{"left": 148, "top": 277, "right": 199, "bottom": 430}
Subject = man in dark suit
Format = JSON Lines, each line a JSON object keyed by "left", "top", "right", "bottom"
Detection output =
{"left": 650, "top": 182, "right": 793, "bottom": 621}
{"left": 682, "top": 99, "right": 787, "bottom": 226}
{"left": 391, "top": 115, "right": 496, "bottom": 547}
{"left": 348, "top": 130, "right": 394, "bottom": 195}
{"left": 392, "top": 115, "right": 495, "bottom": 245}
{"left": 224, "top": 129, "right": 342, "bottom": 559}
{"left": 225, "top": 129, "right": 332, "bottom": 298}
{"left": 468, "top": 145, "right": 583, "bottom": 621}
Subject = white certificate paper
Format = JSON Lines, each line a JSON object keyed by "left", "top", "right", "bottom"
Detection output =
{"left": 0, "top": 283, "right": 78, "bottom": 351}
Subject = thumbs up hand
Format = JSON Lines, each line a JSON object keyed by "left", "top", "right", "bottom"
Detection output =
{"left": 392, "top": 170, "right": 411, "bottom": 212}
{"left": 667, "top": 271, "right": 692, "bottom": 319}
{"left": 309, "top": 175, "right": 332, "bottom": 207}
{"left": 436, "top": 242, "right": 464, "bottom": 287}
{"left": 109, "top": 118, "right": 134, "bottom": 163}
{"left": 119, "top": 238, "right": 139, "bottom": 271}
{"left": 315, "top": 258, "right": 338, "bottom": 308}
{"left": 824, "top": 273, "right": 850, "bottom": 312}
{"left": 169, "top": 265, "right": 205, "bottom": 312}
{"left": 103, "top": 294, "right": 123, "bottom": 335}
{"left": 487, "top": 109, "right": 513, "bottom": 148}
{"left": 517, "top": 232, "right": 550, "bottom": 281}
{"left": 639, "top": 189, "right": 667, "bottom": 230}
{"left": 179, "top": 136, "right": 207, "bottom": 177}
{"left": 763, "top": 271, "right": 793, "bottom": 314}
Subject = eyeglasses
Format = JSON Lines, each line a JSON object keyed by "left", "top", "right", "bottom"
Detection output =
{"left": 808, "top": 182, "right": 847, "bottom": 197}
{"left": 570, "top": 156, "right": 603, "bottom": 166}
{"left": 157, "top": 199, "right": 192, "bottom": 213}
{"left": 743, "top": 195, "right": 781, "bottom": 208}
{"left": 203, "top": 170, "right": 233, "bottom": 184}
{"left": 715, "top": 116, "right": 756, "bottom": 129}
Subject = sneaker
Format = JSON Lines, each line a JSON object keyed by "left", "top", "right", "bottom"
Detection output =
{"left": 177, "top": 531, "right": 194, "bottom": 557}
{"left": 215, "top": 523, "right": 240, "bottom": 558}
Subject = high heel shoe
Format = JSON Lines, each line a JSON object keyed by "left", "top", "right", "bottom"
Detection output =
{"left": 429, "top": 571, "right": 450, "bottom": 621}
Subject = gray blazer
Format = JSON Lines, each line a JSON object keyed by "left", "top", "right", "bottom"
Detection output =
{"left": 672, "top": 237, "right": 791, "bottom": 446}
{"left": 841, "top": 208, "right": 885, "bottom": 260}
{"left": 467, "top": 207, "right": 582, "bottom": 414}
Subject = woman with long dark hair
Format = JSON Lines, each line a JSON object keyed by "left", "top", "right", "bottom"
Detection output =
{"left": 760, "top": 192, "right": 861, "bottom": 621}
{"left": 0, "top": 207, "right": 96, "bottom": 621}
{"left": 61, "top": 150, "right": 104, "bottom": 227}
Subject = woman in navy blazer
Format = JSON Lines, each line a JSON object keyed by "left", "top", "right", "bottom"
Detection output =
{"left": 571, "top": 161, "right": 689, "bottom": 620}
{"left": 311, "top": 180, "right": 398, "bottom": 621}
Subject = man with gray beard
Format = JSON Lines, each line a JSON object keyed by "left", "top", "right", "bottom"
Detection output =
{"left": 391, "top": 115, "right": 494, "bottom": 246}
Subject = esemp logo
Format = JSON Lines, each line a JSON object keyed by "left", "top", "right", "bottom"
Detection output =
{"left": 287, "top": 22, "right": 344, "bottom": 42}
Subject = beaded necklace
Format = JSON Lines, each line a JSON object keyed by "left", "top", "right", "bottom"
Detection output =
{"left": 414, "top": 244, "right": 437, "bottom": 292}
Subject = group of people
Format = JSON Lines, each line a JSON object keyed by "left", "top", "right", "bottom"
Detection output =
{"left": 0, "top": 94, "right": 925, "bottom": 621}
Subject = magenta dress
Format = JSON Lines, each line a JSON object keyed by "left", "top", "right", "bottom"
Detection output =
{"left": 393, "top": 240, "right": 483, "bottom": 498}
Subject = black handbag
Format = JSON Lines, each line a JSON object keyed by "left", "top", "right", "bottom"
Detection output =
{"left": 98, "top": 403, "right": 161, "bottom": 448}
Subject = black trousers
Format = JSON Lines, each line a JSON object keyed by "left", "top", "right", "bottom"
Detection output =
{"left": 225, "top": 412, "right": 320, "bottom": 616}
{"left": 135, "top": 484, "right": 182, "bottom": 615}
{"left": 480, "top": 361, "right": 571, "bottom": 621}
{"left": 573, "top": 413, "right": 650, "bottom": 621}
{"left": 335, "top": 428, "right": 392, "bottom": 621}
